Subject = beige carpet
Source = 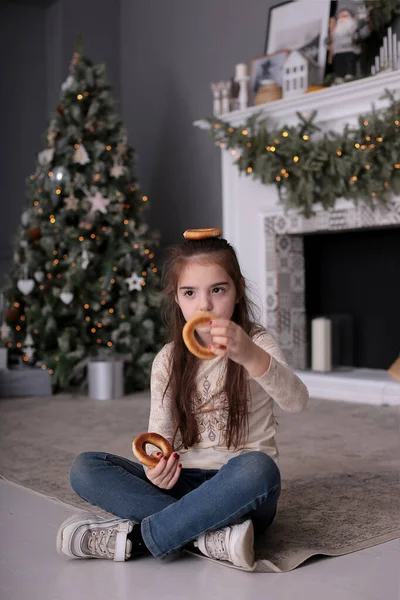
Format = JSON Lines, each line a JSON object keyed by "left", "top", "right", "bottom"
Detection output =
{"left": 0, "top": 393, "right": 399, "bottom": 572}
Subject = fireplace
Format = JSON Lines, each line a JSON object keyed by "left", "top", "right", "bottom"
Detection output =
{"left": 304, "top": 227, "right": 400, "bottom": 370}
{"left": 264, "top": 202, "right": 400, "bottom": 371}
{"left": 194, "top": 70, "right": 400, "bottom": 404}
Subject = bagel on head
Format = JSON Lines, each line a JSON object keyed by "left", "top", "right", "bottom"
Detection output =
{"left": 132, "top": 432, "right": 173, "bottom": 468}
{"left": 182, "top": 313, "right": 226, "bottom": 360}
{"left": 183, "top": 228, "right": 222, "bottom": 240}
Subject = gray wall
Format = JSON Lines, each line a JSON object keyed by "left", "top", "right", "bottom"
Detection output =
{"left": 1, "top": 0, "right": 276, "bottom": 283}
{"left": 120, "top": 0, "right": 274, "bottom": 249}
{"left": 1, "top": 0, "right": 47, "bottom": 283}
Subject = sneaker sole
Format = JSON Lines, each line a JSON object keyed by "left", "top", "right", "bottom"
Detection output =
{"left": 56, "top": 514, "right": 132, "bottom": 559}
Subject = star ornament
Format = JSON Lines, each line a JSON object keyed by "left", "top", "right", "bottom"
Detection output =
{"left": 125, "top": 272, "right": 144, "bottom": 292}
{"left": 87, "top": 191, "right": 110, "bottom": 214}
{"left": 64, "top": 194, "right": 79, "bottom": 210}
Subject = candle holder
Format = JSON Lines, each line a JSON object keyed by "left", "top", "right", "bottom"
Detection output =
{"left": 211, "top": 82, "right": 222, "bottom": 116}
{"left": 220, "top": 81, "right": 232, "bottom": 114}
{"left": 234, "top": 73, "right": 249, "bottom": 111}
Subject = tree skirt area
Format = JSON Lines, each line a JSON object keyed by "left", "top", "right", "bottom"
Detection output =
{"left": 0, "top": 393, "right": 399, "bottom": 573}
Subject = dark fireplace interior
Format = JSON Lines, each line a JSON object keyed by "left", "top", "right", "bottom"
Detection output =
{"left": 304, "top": 227, "right": 400, "bottom": 370}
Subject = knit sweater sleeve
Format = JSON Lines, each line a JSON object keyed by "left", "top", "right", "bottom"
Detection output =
{"left": 147, "top": 344, "right": 176, "bottom": 447}
{"left": 250, "top": 330, "right": 309, "bottom": 413}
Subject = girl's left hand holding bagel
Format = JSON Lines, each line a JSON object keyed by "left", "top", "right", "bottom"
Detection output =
{"left": 208, "top": 319, "right": 271, "bottom": 376}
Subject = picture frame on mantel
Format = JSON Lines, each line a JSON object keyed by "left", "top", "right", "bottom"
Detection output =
{"left": 249, "top": 50, "right": 289, "bottom": 105}
{"left": 265, "top": 0, "right": 336, "bottom": 85}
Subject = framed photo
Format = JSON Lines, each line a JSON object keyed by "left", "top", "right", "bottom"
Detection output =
{"left": 249, "top": 50, "right": 289, "bottom": 105}
{"left": 265, "top": 0, "right": 335, "bottom": 84}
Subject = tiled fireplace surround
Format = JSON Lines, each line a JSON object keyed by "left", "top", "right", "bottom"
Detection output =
{"left": 195, "top": 71, "right": 400, "bottom": 405}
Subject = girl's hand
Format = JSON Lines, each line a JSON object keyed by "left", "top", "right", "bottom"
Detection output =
{"left": 208, "top": 319, "right": 271, "bottom": 375}
{"left": 145, "top": 451, "right": 182, "bottom": 489}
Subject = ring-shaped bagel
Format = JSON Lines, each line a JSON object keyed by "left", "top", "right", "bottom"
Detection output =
{"left": 183, "top": 228, "right": 222, "bottom": 240}
{"left": 183, "top": 313, "right": 225, "bottom": 360}
{"left": 132, "top": 432, "right": 173, "bottom": 468}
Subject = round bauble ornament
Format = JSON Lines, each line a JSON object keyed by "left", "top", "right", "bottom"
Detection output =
{"left": 6, "top": 307, "right": 20, "bottom": 323}
{"left": 28, "top": 227, "right": 41, "bottom": 242}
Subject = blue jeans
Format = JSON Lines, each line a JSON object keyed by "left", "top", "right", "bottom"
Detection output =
{"left": 70, "top": 450, "right": 281, "bottom": 560}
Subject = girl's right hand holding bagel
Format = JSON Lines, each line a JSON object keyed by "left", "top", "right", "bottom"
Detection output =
{"left": 145, "top": 451, "right": 182, "bottom": 489}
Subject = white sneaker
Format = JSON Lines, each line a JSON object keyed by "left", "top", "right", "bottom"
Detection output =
{"left": 195, "top": 519, "right": 255, "bottom": 569}
{"left": 56, "top": 514, "right": 134, "bottom": 561}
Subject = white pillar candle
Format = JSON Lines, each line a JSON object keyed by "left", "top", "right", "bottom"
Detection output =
{"left": 380, "top": 46, "right": 384, "bottom": 69}
{"left": 393, "top": 33, "right": 397, "bottom": 69}
{"left": 311, "top": 317, "right": 332, "bottom": 372}
{"left": 375, "top": 55, "right": 380, "bottom": 72}
{"left": 235, "top": 63, "right": 248, "bottom": 79}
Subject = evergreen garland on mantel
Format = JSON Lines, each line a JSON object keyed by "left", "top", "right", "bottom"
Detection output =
{"left": 206, "top": 91, "right": 400, "bottom": 217}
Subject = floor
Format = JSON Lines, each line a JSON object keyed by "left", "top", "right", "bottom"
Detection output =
{"left": 1, "top": 478, "right": 398, "bottom": 600}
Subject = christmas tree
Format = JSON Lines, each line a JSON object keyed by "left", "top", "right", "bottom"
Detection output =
{"left": 2, "top": 49, "right": 164, "bottom": 392}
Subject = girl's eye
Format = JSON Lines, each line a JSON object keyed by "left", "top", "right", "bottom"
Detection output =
{"left": 183, "top": 290, "right": 194, "bottom": 297}
{"left": 212, "top": 287, "right": 224, "bottom": 294}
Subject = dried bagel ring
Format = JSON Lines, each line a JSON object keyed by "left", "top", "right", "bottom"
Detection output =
{"left": 183, "top": 313, "right": 225, "bottom": 360}
{"left": 132, "top": 432, "right": 173, "bottom": 468}
{"left": 183, "top": 228, "right": 222, "bottom": 240}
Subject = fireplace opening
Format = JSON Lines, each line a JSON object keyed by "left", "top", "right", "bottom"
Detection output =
{"left": 304, "top": 227, "right": 400, "bottom": 370}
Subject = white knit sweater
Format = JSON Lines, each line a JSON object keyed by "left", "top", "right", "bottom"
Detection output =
{"left": 147, "top": 329, "right": 309, "bottom": 469}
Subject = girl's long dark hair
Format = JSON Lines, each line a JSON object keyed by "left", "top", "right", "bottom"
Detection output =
{"left": 161, "top": 237, "right": 263, "bottom": 451}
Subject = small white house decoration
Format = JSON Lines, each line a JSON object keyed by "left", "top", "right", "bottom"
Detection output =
{"left": 282, "top": 50, "right": 319, "bottom": 98}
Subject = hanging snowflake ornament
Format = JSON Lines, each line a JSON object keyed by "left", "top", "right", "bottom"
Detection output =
{"left": 38, "top": 148, "right": 55, "bottom": 166}
{"left": 110, "top": 162, "right": 125, "bottom": 178}
{"left": 125, "top": 272, "right": 144, "bottom": 292}
{"left": 87, "top": 190, "right": 110, "bottom": 215}
{"left": 73, "top": 143, "right": 90, "bottom": 165}
{"left": 79, "top": 219, "right": 93, "bottom": 230}
{"left": 64, "top": 194, "right": 79, "bottom": 211}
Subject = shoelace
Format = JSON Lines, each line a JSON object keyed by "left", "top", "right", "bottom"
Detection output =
{"left": 87, "top": 529, "right": 116, "bottom": 558}
{"left": 205, "top": 529, "right": 229, "bottom": 561}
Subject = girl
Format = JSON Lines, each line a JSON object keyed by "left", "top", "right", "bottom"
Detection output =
{"left": 57, "top": 231, "right": 308, "bottom": 570}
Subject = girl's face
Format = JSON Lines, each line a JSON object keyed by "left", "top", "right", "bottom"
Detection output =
{"left": 176, "top": 261, "right": 238, "bottom": 329}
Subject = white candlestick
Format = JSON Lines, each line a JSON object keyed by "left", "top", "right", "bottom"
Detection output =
{"left": 383, "top": 36, "right": 388, "bottom": 68}
{"left": 211, "top": 82, "right": 221, "bottom": 117}
{"left": 235, "top": 63, "right": 248, "bottom": 79}
{"left": 393, "top": 33, "right": 397, "bottom": 69}
{"left": 380, "top": 46, "right": 384, "bottom": 69}
{"left": 221, "top": 86, "right": 230, "bottom": 114}
{"left": 388, "top": 27, "right": 393, "bottom": 68}
{"left": 311, "top": 317, "right": 332, "bottom": 372}
{"left": 375, "top": 55, "right": 380, "bottom": 73}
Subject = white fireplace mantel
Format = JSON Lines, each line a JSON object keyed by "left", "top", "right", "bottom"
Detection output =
{"left": 194, "top": 71, "right": 400, "bottom": 405}
{"left": 195, "top": 70, "right": 400, "bottom": 132}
